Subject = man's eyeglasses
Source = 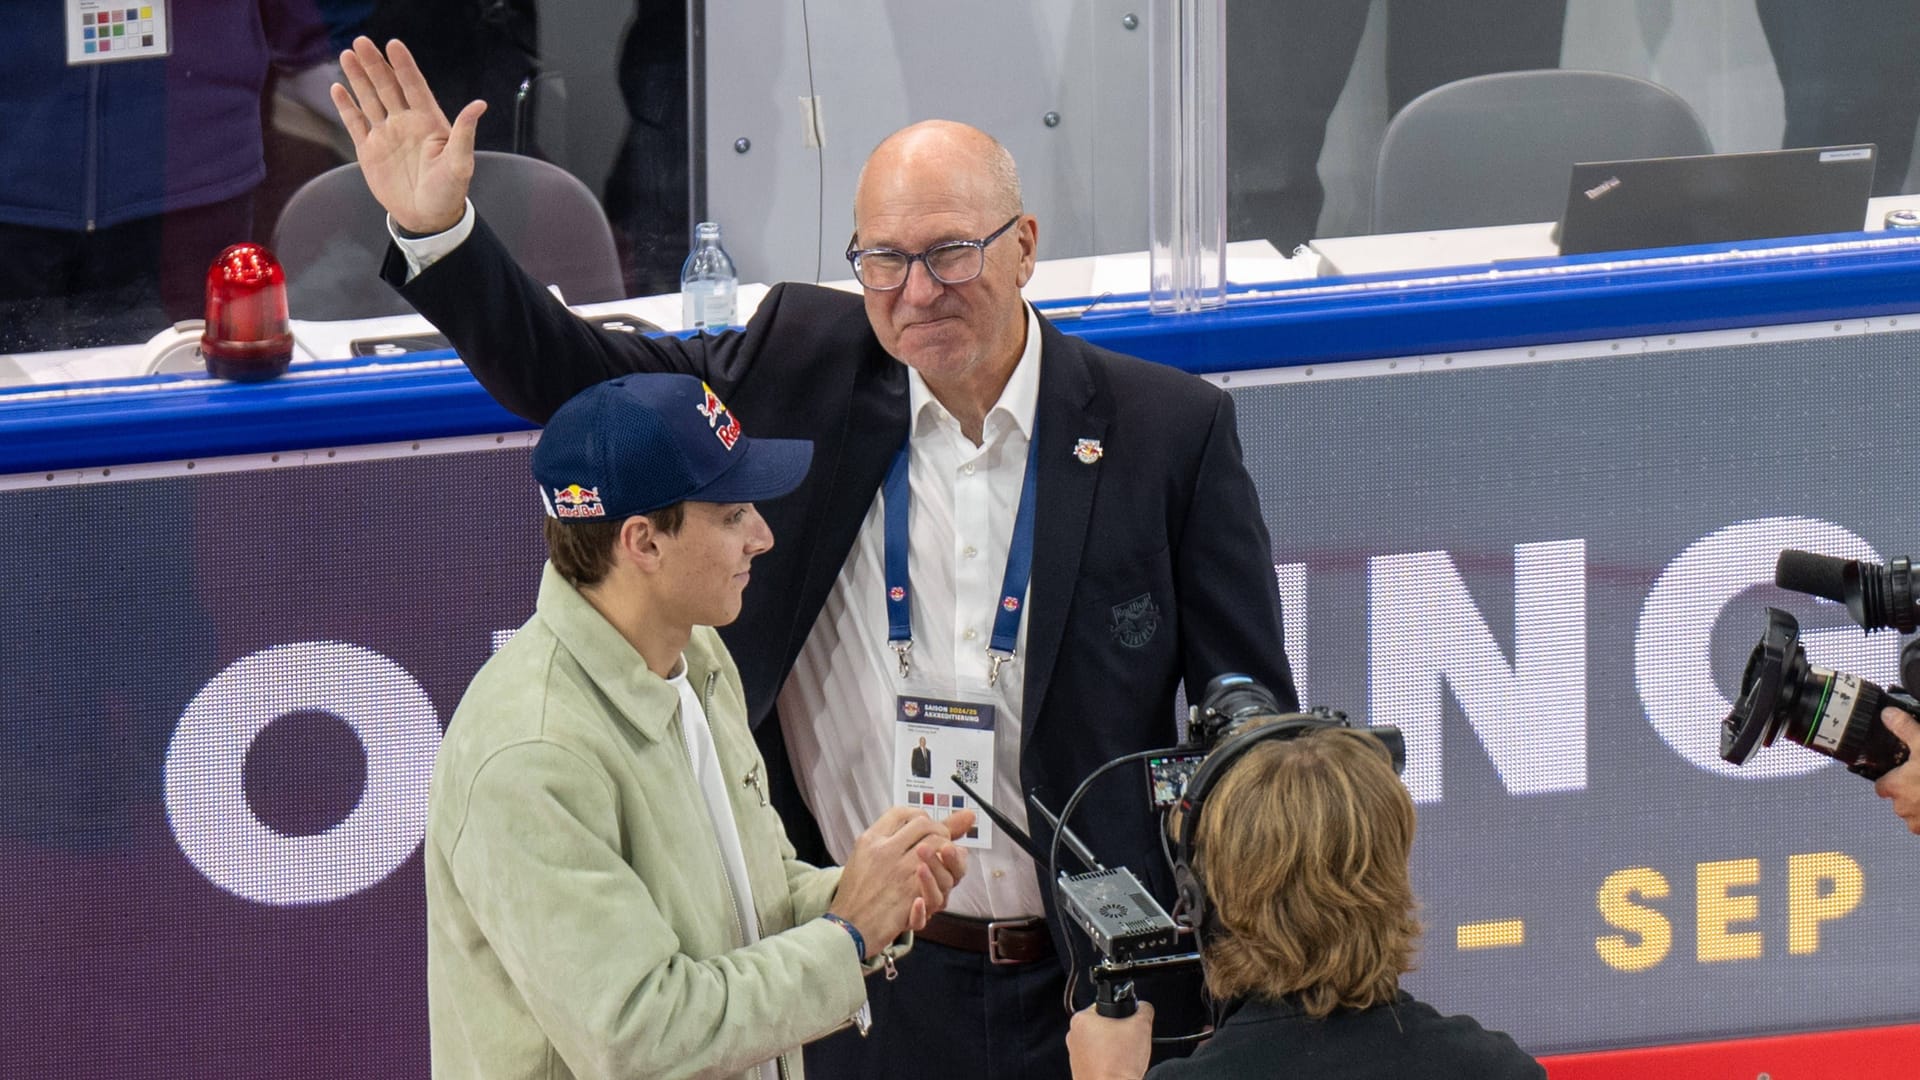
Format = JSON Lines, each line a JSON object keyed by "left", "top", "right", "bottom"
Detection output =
{"left": 844, "top": 215, "right": 1021, "bottom": 291}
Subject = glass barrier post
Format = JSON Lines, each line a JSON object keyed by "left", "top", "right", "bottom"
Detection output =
{"left": 1148, "top": 0, "right": 1227, "bottom": 313}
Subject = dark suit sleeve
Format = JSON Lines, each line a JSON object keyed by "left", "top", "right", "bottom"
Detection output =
{"left": 1175, "top": 391, "right": 1300, "bottom": 711}
{"left": 381, "top": 217, "right": 756, "bottom": 425}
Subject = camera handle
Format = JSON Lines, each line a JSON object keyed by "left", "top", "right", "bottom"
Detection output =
{"left": 1093, "top": 968, "right": 1137, "bottom": 1018}
{"left": 1897, "top": 638, "right": 1920, "bottom": 704}
{"left": 1886, "top": 687, "right": 1920, "bottom": 718}
{"left": 1871, "top": 640, "right": 1920, "bottom": 777}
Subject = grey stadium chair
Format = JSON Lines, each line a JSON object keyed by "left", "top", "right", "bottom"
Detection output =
{"left": 272, "top": 150, "right": 626, "bottom": 321}
{"left": 1372, "top": 69, "right": 1714, "bottom": 234}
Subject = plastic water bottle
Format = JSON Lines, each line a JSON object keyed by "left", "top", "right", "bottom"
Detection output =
{"left": 680, "top": 221, "right": 737, "bottom": 332}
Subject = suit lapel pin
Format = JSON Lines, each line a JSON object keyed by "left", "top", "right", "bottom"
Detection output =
{"left": 1073, "top": 438, "right": 1104, "bottom": 465}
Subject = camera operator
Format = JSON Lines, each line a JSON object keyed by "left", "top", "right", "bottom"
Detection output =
{"left": 1875, "top": 708, "right": 1920, "bottom": 833}
{"left": 1066, "top": 727, "right": 1541, "bottom": 1080}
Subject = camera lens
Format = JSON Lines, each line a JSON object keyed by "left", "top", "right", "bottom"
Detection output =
{"left": 1194, "top": 674, "right": 1287, "bottom": 746}
{"left": 1722, "top": 608, "right": 1911, "bottom": 779}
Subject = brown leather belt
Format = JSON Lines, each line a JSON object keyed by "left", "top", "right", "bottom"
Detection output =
{"left": 918, "top": 913, "right": 1054, "bottom": 966}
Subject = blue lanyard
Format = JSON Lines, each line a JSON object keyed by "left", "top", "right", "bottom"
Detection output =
{"left": 883, "top": 429, "right": 1040, "bottom": 688}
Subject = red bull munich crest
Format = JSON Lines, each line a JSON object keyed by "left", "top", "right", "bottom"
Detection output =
{"left": 696, "top": 381, "right": 742, "bottom": 451}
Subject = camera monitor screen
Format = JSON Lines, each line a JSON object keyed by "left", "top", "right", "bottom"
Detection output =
{"left": 1557, "top": 144, "right": 1875, "bottom": 256}
{"left": 1146, "top": 752, "right": 1204, "bottom": 810}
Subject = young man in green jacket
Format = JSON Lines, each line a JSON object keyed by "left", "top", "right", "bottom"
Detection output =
{"left": 427, "top": 373, "right": 974, "bottom": 1079}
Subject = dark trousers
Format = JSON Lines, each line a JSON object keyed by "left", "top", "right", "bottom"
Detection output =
{"left": 0, "top": 192, "right": 255, "bottom": 354}
{"left": 604, "top": 0, "right": 691, "bottom": 298}
{"left": 1756, "top": 0, "right": 1920, "bottom": 196}
{"left": 1226, "top": 0, "right": 1567, "bottom": 250}
{"left": 803, "top": 938, "right": 1070, "bottom": 1080}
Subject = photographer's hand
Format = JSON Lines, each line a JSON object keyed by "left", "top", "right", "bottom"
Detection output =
{"left": 1067, "top": 1001, "right": 1154, "bottom": 1080}
{"left": 1875, "top": 708, "right": 1920, "bottom": 833}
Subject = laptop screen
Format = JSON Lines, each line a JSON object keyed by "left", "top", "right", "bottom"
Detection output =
{"left": 1557, "top": 144, "right": 1876, "bottom": 256}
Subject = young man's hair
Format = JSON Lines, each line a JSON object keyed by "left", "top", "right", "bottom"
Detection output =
{"left": 1194, "top": 726, "right": 1420, "bottom": 1017}
{"left": 543, "top": 503, "right": 685, "bottom": 587}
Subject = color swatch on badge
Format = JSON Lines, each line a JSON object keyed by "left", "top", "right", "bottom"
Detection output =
{"left": 75, "top": 3, "right": 164, "bottom": 58}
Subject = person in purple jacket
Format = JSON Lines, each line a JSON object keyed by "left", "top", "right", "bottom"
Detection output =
{"left": 0, "top": 0, "right": 331, "bottom": 353}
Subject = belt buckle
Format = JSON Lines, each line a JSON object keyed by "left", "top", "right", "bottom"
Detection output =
{"left": 986, "top": 917, "right": 1037, "bottom": 966}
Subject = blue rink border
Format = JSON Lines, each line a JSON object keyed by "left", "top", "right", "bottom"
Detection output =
{"left": 9, "top": 231, "right": 1920, "bottom": 477}
{"left": 0, "top": 356, "right": 528, "bottom": 477}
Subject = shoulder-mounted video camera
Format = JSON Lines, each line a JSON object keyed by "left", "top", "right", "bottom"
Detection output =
{"left": 1721, "top": 550, "right": 1920, "bottom": 779}
{"left": 954, "top": 674, "right": 1403, "bottom": 1038}
{"left": 1157, "top": 676, "right": 1405, "bottom": 948}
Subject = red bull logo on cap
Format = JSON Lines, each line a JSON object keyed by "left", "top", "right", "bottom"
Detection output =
{"left": 696, "top": 381, "right": 742, "bottom": 451}
{"left": 550, "top": 484, "right": 605, "bottom": 519}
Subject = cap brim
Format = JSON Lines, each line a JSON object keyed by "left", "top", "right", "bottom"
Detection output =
{"left": 685, "top": 436, "right": 814, "bottom": 505}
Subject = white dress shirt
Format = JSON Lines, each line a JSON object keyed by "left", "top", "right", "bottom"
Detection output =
{"left": 388, "top": 202, "right": 475, "bottom": 278}
{"left": 778, "top": 306, "right": 1047, "bottom": 919}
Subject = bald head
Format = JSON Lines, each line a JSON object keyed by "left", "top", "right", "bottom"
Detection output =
{"left": 853, "top": 120, "right": 1022, "bottom": 237}
{"left": 848, "top": 119, "right": 1038, "bottom": 419}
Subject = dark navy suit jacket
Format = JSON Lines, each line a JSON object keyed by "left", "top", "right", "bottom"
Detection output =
{"left": 387, "top": 218, "right": 1298, "bottom": 981}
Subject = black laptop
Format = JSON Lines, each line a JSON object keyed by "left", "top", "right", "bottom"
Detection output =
{"left": 1557, "top": 144, "right": 1876, "bottom": 256}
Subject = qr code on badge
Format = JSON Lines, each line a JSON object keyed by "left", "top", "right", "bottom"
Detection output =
{"left": 954, "top": 758, "right": 980, "bottom": 786}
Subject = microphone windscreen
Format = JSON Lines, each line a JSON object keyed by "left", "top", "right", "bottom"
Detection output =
{"left": 1775, "top": 549, "right": 1850, "bottom": 603}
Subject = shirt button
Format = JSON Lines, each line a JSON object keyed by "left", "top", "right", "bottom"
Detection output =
{"left": 992, "top": 869, "right": 1006, "bottom": 879}
{"left": 963, "top": 545, "right": 978, "bottom": 559}
{"left": 963, "top": 628, "right": 978, "bottom": 641}
{"left": 963, "top": 463, "right": 977, "bottom": 476}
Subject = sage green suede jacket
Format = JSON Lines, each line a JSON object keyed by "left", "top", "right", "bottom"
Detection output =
{"left": 425, "top": 563, "right": 868, "bottom": 1079}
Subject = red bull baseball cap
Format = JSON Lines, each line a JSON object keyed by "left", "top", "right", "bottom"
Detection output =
{"left": 532, "top": 374, "right": 813, "bottom": 521}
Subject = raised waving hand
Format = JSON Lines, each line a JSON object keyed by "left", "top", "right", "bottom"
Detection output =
{"left": 328, "top": 37, "right": 485, "bottom": 235}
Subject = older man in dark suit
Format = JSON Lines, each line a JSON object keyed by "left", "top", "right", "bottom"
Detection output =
{"left": 332, "top": 36, "right": 1297, "bottom": 1078}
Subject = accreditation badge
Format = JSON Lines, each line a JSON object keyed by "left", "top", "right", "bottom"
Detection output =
{"left": 66, "top": 0, "right": 172, "bottom": 64}
{"left": 895, "top": 694, "right": 993, "bottom": 849}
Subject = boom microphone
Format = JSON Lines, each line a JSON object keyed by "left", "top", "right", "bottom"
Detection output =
{"left": 1773, "top": 549, "right": 1850, "bottom": 604}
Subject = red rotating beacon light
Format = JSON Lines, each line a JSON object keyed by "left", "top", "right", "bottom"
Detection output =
{"left": 201, "top": 242, "right": 293, "bottom": 381}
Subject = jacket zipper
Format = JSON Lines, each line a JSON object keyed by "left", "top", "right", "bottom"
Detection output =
{"left": 680, "top": 672, "right": 748, "bottom": 952}
{"left": 705, "top": 678, "right": 865, "bottom": 1068}
{"left": 688, "top": 671, "right": 787, "bottom": 1080}
{"left": 84, "top": 66, "right": 101, "bottom": 231}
